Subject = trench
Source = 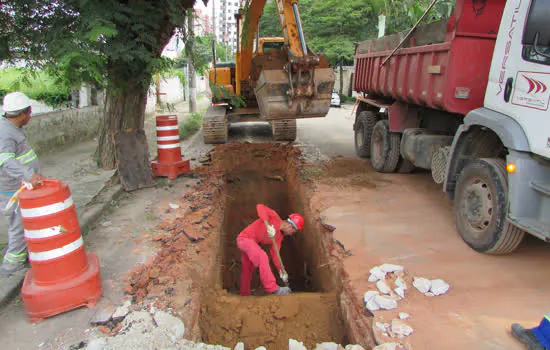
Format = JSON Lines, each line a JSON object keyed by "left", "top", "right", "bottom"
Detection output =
{"left": 199, "top": 146, "right": 350, "bottom": 350}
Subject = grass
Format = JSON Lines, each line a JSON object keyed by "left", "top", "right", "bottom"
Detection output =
{"left": 0, "top": 68, "right": 71, "bottom": 106}
{"left": 179, "top": 112, "right": 204, "bottom": 140}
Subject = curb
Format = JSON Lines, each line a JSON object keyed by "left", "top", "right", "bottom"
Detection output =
{"left": 0, "top": 178, "right": 124, "bottom": 312}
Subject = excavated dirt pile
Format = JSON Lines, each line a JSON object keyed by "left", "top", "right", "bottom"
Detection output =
{"left": 124, "top": 142, "right": 372, "bottom": 349}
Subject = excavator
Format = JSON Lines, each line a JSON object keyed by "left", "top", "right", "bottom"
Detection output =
{"left": 203, "top": 0, "right": 335, "bottom": 143}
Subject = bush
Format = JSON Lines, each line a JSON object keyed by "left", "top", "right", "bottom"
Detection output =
{"left": 179, "top": 112, "right": 203, "bottom": 140}
{"left": 0, "top": 68, "right": 71, "bottom": 107}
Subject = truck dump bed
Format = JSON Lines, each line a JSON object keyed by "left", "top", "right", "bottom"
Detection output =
{"left": 353, "top": 0, "right": 506, "bottom": 116}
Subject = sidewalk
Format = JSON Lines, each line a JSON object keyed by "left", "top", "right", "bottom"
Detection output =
{"left": 0, "top": 98, "right": 207, "bottom": 310}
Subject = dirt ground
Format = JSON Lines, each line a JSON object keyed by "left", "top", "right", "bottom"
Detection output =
{"left": 313, "top": 157, "right": 550, "bottom": 349}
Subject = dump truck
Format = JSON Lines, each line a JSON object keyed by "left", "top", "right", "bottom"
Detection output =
{"left": 352, "top": 0, "right": 550, "bottom": 253}
{"left": 203, "top": 0, "right": 335, "bottom": 144}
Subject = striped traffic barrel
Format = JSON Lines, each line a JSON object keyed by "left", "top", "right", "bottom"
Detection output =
{"left": 152, "top": 115, "right": 190, "bottom": 179}
{"left": 19, "top": 179, "right": 102, "bottom": 323}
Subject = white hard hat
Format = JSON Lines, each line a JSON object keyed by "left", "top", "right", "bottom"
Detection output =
{"left": 2, "top": 92, "right": 31, "bottom": 113}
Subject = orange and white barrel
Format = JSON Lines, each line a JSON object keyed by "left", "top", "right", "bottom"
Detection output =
{"left": 151, "top": 115, "right": 190, "bottom": 179}
{"left": 19, "top": 179, "right": 102, "bottom": 323}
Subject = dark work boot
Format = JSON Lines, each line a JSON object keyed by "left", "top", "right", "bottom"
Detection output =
{"left": 511, "top": 324, "right": 545, "bottom": 350}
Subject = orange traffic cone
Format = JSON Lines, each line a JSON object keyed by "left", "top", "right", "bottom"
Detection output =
{"left": 19, "top": 179, "right": 102, "bottom": 323}
{"left": 151, "top": 115, "right": 190, "bottom": 179}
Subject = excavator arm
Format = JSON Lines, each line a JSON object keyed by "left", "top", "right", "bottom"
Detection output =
{"left": 236, "top": 0, "right": 335, "bottom": 120}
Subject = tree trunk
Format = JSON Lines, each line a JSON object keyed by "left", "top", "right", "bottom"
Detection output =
{"left": 188, "top": 11, "right": 197, "bottom": 113}
{"left": 339, "top": 58, "right": 344, "bottom": 95}
{"left": 96, "top": 80, "right": 150, "bottom": 169}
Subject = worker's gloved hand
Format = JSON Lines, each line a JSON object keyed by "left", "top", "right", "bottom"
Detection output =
{"left": 266, "top": 224, "right": 276, "bottom": 238}
{"left": 279, "top": 270, "right": 288, "bottom": 284}
{"left": 274, "top": 286, "right": 292, "bottom": 295}
{"left": 29, "top": 173, "right": 44, "bottom": 188}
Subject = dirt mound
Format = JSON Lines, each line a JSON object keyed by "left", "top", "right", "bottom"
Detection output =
{"left": 200, "top": 291, "right": 346, "bottom": 350}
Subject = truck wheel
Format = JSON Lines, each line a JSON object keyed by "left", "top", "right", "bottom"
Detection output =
{"left": 354, "top": 111, "right": 377, "bottom": 158}
{"left": 370, "top": 120, "right": 401, "bottom": 173}
{"left": 454, "top": 158, "right": 525, "bottom": 254}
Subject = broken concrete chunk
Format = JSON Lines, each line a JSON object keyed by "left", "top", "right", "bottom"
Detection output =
{"left": 368, "top": 274, "right": 380, "bottom": 283}
{"left": 376, "top": 322, "right": 389, "bottom": 332}
{"left": 364, "top": 291, "right": 380, "bottom": 304}
{"left": 394, "top": 286, "right": 405, "bottom": 299}
{"left": 153, "top": 311, "right": 185, "bottom": 343}
{"left": 376, "top": 280, "right": 392, "bottom": 295}
{"left": 345, "top": 346, "right": 365, "bottom": 350}
{"left": 373, "top": 343, "right": 400, "bottom": 350}
{"left": 90, "top": 305, "right": 116, "bottom": 325}
{"left": 430, "top": 279, "right": 450, "bottom": 296}
{"left": 366, "top": 298, "right": 381, "bottom": 311}
{"left": 86, "top": 338, "right": 106, "bottom": 350}
{"left": 374, "top": 295, "right": 398, "bottom": 310}
{"left": 314, "top": 342, "right": 342, "bottom": 350}
{"left": 380, "top": 264, "right": 404, "bottom": 273}
{"left": 112, "top": 304, "right": 130, "bottom": 321}
{"left": 369, "top": 266, "right": 387, "bottom": 281}
{"left": 289, "top": 339, "right": 308, "bottom": 350}
{"left": 413, "top": 277, "right": 431, "bottom": 294}
{"left": 399, "top": 312, "right": 410, "bottom": 320}
{"left": 169, "top": 203, "right": 180, "bottom": 210}
{"left": 395, "top": 277, "right": 407, "bottom": 290}
{"left": 234, "top": 343, "right": 245, "bottom": 350}
{"left": 391, "top": 319, "right": 414, "bottom": 337}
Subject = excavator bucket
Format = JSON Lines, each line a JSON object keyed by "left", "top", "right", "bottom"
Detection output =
{"left": 254, "top": 68, "right": 335, "bottom": 120}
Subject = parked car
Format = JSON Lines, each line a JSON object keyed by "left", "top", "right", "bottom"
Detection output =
{"left": 331, "top": 92, "right": 341, "bottom": 107}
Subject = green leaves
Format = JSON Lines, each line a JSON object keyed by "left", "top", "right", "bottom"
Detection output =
{"left": 85, "top": 21, "right": 118, "bottom": 42}
{"left": 259, "top": 0, "right": 455, "bottom": 66}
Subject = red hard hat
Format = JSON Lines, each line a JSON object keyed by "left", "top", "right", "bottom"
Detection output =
{"left": 288, "top": 213, "right": 305, "bottom": 231}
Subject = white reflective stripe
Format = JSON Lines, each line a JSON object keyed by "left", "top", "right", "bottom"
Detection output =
{"left": 156, "top": 126, "right": 178, "bottom": 131}
{"left": 158, "top": 143, "right": 181, "bottom": 149}
{"left": 20, "top": 197, "right": 74, "bottom": 219}
{"left": 29, "top": 237, "right": 83, "bottom": 262}
{"left": 157, "top": 136, "right": 180, "bottom": 141}
{"left": 25, "top": 225, "right": 66, "bottom": 239}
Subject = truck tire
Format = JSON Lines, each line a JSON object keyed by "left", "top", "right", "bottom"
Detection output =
{"left": 370, "top": 120, "right": 401, "bottom": 173}
{"left": 454, "top": 158, "right": 525, "bottom": 254}
{"left": 354, "top": 111, "right": 377, "bottom": 158}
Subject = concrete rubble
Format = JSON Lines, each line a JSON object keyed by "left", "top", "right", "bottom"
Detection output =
{"left": 86, "top": 302, "right": 366, "bottom": 350}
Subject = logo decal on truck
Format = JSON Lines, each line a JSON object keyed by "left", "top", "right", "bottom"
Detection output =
{"left": 511, "top": 72, "right": 550, "bottom": 111}
{"left": 523, "top": 76, "right": 547, "bottom": 94}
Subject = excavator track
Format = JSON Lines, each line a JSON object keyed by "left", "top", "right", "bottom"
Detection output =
{"left": 203, "top": 106, "right": 228, "bottom": 144}
{"left": 271, "top": 119, "right": 297, "bottom": 141}
{"left": 203, "top": 120, "right": 228, "bottom": 144}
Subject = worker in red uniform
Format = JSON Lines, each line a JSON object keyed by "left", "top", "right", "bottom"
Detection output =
{"left": 237, "top": 204, "right": 305, "bottom": 296}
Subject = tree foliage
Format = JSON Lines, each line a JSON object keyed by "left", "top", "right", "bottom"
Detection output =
{"left": 185, "top": 34, "right": 230, "bottom": 75}
{"left": 1, "top": 0, "right": 202, "bottom": 169}
{"left": 259, "top": 0, "right": 455, "bottom": 66}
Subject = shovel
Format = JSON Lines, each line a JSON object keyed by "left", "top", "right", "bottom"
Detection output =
{"left": 270, "top": 236, "right": 289, "bottom": 288}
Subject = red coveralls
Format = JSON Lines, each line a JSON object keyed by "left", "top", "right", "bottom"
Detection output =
{"left": 237, "top": 204, "right": 284, "bottom": 296}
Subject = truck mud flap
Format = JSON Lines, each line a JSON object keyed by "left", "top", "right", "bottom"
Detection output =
{"left": 254, "top": 68, "right": 335, "bottom": 120}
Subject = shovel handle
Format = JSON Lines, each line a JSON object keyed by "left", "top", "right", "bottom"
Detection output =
{"left": 270, "top": 236, "right": 289, "bottom": 286}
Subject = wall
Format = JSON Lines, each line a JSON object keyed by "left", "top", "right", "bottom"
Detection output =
{"left": 334, "top": 66, "right": 355, "bottom": 97}
{"left": 25, "top": 106, "right": 102, "bottom": 154}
